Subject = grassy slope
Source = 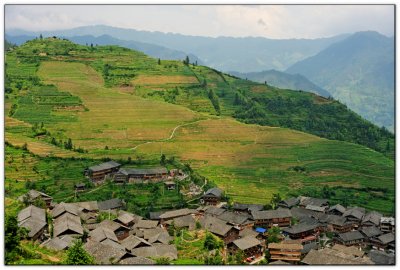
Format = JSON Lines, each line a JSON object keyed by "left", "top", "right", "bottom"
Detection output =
{"left": 5, "top": 38, "right": 395, "bottom": 214}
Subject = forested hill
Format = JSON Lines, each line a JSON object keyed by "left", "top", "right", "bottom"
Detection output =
{"left": 5, "top": 37, "right": 394, "bottom": 158}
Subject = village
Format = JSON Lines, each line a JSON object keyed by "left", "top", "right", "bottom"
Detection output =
{"left": 16, "top": 160, "right": 395, "bottom": 265}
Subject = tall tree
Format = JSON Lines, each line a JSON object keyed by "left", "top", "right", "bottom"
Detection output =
{"left": 65, "top": 240, "right": 95, "bottom": 265}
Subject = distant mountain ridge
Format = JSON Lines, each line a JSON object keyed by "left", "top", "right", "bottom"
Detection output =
{"left": 5, "top": 33, "right": 203, "bottom": 64}
{"left": 230, "top": 69, "right": 331, "bottom": 98}
{"left": 6, "top": 25, "right": 350, "bottom": 72}
{"left": 286, "top": 31, "right": 394, "bottom": 131}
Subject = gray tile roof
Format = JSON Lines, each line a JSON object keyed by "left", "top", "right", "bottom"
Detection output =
{"left": 239, "top": 228, "right": 259, "bottom": 238}
{"left": 89, "top": 226, "right": 119, "bottom": 243}
{"left": 130, "top": 244, "right": 178, "bottom": 260}
{"left": 368, "top": 250, "right": 395, "bottom": 265}
{"left": 279, "top": 197, "right": 300, "bottom": 208}
{"left": 84, "top": 240, "right": 131, "bottom": 264}
{"left": 159, "top": 208, "right": 195, "bottom": 219}
{"left": 18, "top": 189, "right": 52, "bottom": 202}
{"left": 51, "top": 202, "right": 79, "bottom": 218}
{"left": 231, "top": 203, "right": 264, "bottom": 212}
{"left": 204, "top": 187, "right": 223, "bottom": 198}
{"left": 99, "top": 219, "right": 129, "bottom": 232}
{"left": 205, "top": 206, "right": 226, "bottom": 216}
{"left": 119, "top": 167, "right": 168, "bottom": 175}
{"left": 305, "top": 204, "right": 327, "bottom": 212}
{"left": 252, "top": 208, "right": 292, "bottom": 220}
{"left": 283, "top": 222, "right": 317, "bottom": 235}
{"left": 73, "top": 201, "right": 99, "bottom": 212}
{"left": 337, "top": 231, "right": 364, "bottom": 242}
{"left": 302, "top": 248, "right": 373, "bottom": 265}
{"left": 41, "top": 237, "right": 69, "bottom": 251}
{"left": 98, "top": 198, "right": 123, "bottom": 210}
{"left": 362, "top": 211, "right": 383, "bottom": 226}
{"left": 134, "top": 219, "right": 159, "bottom": 229}
{"left": 360, "top": 226, "right": 382, "bottom": 238}
{"left": 143, "top": 227, "right": 165, "bottom": 240}
{"left": 53, "top": 213, "right": 84, "bottom": 237}
{"left": 299, "top": 196, "right": 328, "bottom": 207}
{"left": 328, "top": 204, "right": 346, "bottom": 214}
{"left": 200, "top": 215, "right": 233, "bottom": 236}
{"left": 121, "top": 235, "right": 152, "bottom": 251}
{"left": 148, "top": 231, "right": 172, "bottom": 245}
{"left": 375, "top": 233, "right": 395, "bottom": 244}
{"left": 233, "top": 236, "right": 261, "bottom": 250}
{"left": 218, "top": 211, "right": 251, "bottom": 225}
{"left": 18, "top": 205, "right": 46, "bottom": 223}
{"left": 166, "top": 215, "right": 196, "bottom": 230}
{"left": 18, "top": 218, "right": 47, "bottom": 238}
{"left": 119, "top": 256, "right": 156, "bottom": 265}
{"left": 88, "top": 161, "right": 121, "bottom": 172}
{"left": 343, "top": 208, "right": 364, "bottom": 221}
{"left": 325, "top": 215, "right": 349, "bottom": 226}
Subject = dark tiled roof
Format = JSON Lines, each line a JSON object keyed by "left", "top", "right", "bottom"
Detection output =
{"left": 343, "top": 208, "right": 364, "bottom": 221}
{"left": 283, "top": 222, "right": 317, "bottom": 235}
{"left": 18, "top": 205, "right": 46, "bottom": 223}
{"left": 302, "top": 248, "right": 373, "bottom": 265}
{"left": 337, "top": 231, "right": 364, "bottom": 242}
{"left": 131, "top": 244, "right": 178, "bottom": 260}
{"left": 362, "top": 211, "right": 383, "bottom": 226}
{"left": 368, "top": 250, "right": 395, "bottom": 265}
{"left": 134, "top": 219, "right": 159, "bottom": 229}
{"left": 204, "top": 187, "right": 223, "bottom": 198}
{"left": 279, "top": 197, "right": 300, "bottom": 208}
{"left": 329, "top": 204, "right": 346, "bottom": 214}
{"left": 41, "top": 237, "right": 69, "bottom": 251}
{"left": 233, "top": 236, "right": 261, "bottom": 250}
{"left": 231, "top": 203, "right": 264, "bottom": 212}
{"left": 89, "top": 161, "right": 121, "bottom": 172}
{"left": 299, "top": 196, "right": 328, "bottom": 207}
{"left": 119, "top": 256, "right": 156, "bottom": 265}
{"left": 375, "top": 233, "right": 395, "bottom": 244}
{"left": 200, "top": 215, "right": 233, "bottom": 236}
{"left": 149, "top": 211, "right": 165, "bottom": 220}
{"left": 119, "top": 167, "right": 168, "bottom": 175}
{"left": 205, "top": 206, "right": 226, "bottom": 216}
{"left": 360, "top": 226, "right": 382, "bottom": 238}
{"left": 218, "top": 211, "right": 250, "bottom": 225}
{"left": 51, "top": 202, "right": 79, "bottom": 218}
{"left": 84, "top": 240, "right": 131, "bottom": 264}
{"left": 159, "top": 208, "right": 195, "bottom": 219}
{"left": 98, "top": 198, "right": 123, "bottom": 210}
{"left": 121, "top": 235, "right": 152, "bottom": 251}
{"left": 252, "top": 208, "right": 292, "bottom": 220}
{"left": 89, "top": 226, "right": 119, "bottom": 243}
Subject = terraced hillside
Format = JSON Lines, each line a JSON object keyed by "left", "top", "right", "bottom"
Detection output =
{"left": 5, "top": 38, "right": 395, "bottom": 214}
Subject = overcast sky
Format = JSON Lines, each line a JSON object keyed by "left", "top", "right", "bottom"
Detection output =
{"left": 5, "top": 5, "right": 394, "bottom": 39}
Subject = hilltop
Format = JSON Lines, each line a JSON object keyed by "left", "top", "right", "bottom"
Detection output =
{"left": 5, "top": 37, "right": 394, "bottom": 213}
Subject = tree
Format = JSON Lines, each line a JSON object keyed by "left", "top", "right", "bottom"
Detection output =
{"left": 39, "top": 34, "right": 43, "bottom": 40}
{"left": 168, "top": 221, "right": 175, "bottom": 236}
{"left": 267, "top": 226, "right": 281, "bottom": 243}
{"left": 5, "top": 214, "right": 23, "bottom": 264}
{"left": 195, "top": 221, "right": 202, "bottom": 230}
{"left": 183, "top": 55, "right": 190, "bottom": 65}
{"left": 204, "top": 252, "right": 224, "bottom": 265}
{"left": 158, "top": 58, "right": 161, "bottom": 65}
{"left": 204, "top": 232, "right": 223, "bottom": 250}
{"left": 160, "top": 154, "right": 166, "bottom": 166}
{"left": 234, "top": 249, "right": 245, "bottom": 264}
{"left": 270, "top": 193, "right": 281, "bottom": 209}
{"left": 65, "top": 239, "right": 95, "bottom": 265}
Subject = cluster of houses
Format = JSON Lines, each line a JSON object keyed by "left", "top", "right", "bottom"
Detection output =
{"left": 17, "top": 187, "right": 395, "bottom": 265}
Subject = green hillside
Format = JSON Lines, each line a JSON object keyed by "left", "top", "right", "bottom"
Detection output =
{"left": 5, "top": 37, "right": 395, "bottom": 214}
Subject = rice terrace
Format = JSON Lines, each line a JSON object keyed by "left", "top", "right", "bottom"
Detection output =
{"left": 4, "top": 4, "right": 395, "bottom": 266}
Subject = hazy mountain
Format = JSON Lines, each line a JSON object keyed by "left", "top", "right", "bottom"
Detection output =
{"left": 287, "top": 31, "right": 394, "bottom": 131}
{"left": 5, "top": 33, "right": 203, "bottom": 63}
{"left": 6, "top": 25, "right": 349, "bottom": 72}
{"left": 230, "top": 69, "right": 331, "bottom": 97}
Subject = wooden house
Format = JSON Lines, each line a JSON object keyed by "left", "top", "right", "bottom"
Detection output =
{"left": 74, "top": 183, "right": 86, "bottom": 192}
{"left": 370, "top": 233, "right": 395, "bottom": 251}
{"left": 380, "top": 217, "right": 395, "bottom": 233}
{"left": 298, "top": 197, "right": 328, "bottom": 208}
{"left": 87, "top": 161, "right": 121, "bottom": 184}
{"left": 252, "top": 209, "right": 292, "bottom": 228}
{"left": 278, "top": 197, "right": 300, "bottom": 209}
{"left": 98, "top": 219, "right": 130, "bottom": 241}
{"left": 200, "top": 215, "right": 239, "bottom": 244}
{"left": 328, "top": 204, "right": 346, "bottom": 216}
{"left": 343, "top": 207, "right": 365, "bottom": 227}
{"left": 18, "top": 189, "right": 53, "bottom": 208}
{"left": 283, "top": 222, "right": 318, "bottom": 240}
{"left": 201, "top": 187, "right": 223, "bottom": 206}
{"left": 53, "top": 212, "right": 84, "bottom": 238}
{"left": 164, "top": 181, "right": 176, "bottom": 190}
{"left": 334, "top": 231, "right": 364, "bottom": 246}
{"left": 113, "top": 167, "right": 168, "bottom": 184}
{"left": 17, "top": 205, "right": 47, "bottom": 241}
{"left": 228, "top": 236, "right": 264, "bottom": 260}
{"left": 268, "top": 242, "right": 303, "bottom": 263}
{"left": 159, "top": 208, "right": 195, "bottom": 223}
{"left": 98, "top": 198, "right": 124, "bottom": 211}
{"left": 325, "top": 215, "right": 353, "bottom": 233}
{"left": 362, "top": 211, "right": 383, "bottom": 227}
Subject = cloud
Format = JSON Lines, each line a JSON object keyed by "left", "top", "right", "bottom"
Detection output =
{"left": 5, "top": 5, "right": 394, "bottom": 39}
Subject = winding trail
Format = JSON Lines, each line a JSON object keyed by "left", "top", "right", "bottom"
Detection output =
{"left": 131, "top": 119, "right": 207, "bottom": 151}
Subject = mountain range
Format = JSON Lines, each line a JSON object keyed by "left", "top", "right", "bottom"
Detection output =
{"left": 287, "top": 31, "right": 394, "bottom": 131}
{"left": 5, "top": 26, "right": 394, "bottom": 131}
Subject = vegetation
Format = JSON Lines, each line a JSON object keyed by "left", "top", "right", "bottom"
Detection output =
{"left": 65, "top": 240, "right": 95, "bottom": 265}
{"left": 4, "top": 37, "right": 395, "bottom": 217}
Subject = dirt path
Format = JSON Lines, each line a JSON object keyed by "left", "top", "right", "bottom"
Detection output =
{"left": 131, "top": 119, "right": 207, "bottom": 151}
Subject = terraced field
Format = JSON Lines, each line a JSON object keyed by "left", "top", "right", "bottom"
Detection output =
{"left": 5, "top": 38, "right": 395, "bottom": 214}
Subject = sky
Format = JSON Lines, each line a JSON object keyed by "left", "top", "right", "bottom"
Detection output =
{"left": 5, "top": 5, "right": 395, "bottom": 39}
